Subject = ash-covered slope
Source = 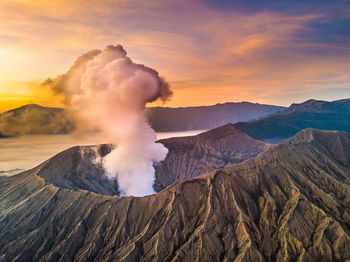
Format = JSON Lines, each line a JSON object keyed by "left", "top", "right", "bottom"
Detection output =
{"left": 154, "top": 124, "right": 267, "bottom": 191}
{"left": 1, "top": 129, "right": 350, "bottom": 261}
{"left": 34, "top": 144, "right": 117, "bottom": 196}
{"left": 27, "top": 125, "right": 266, "bottom": 194}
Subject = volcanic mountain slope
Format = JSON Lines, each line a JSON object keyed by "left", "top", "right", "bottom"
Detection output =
{"left": 235, "top": 98, "right": 350, "bottom": 140}
{"left": 154, "top": 124, "right": 267, "bottom": 191}
{"left": 22, "top": 125, "right": 266, "bottom": 194}
{"left": 1, "top": 129, "right": 350, "bottom": 261}
{"left": 32, "top": 144, "right": 117, "bottom": 196}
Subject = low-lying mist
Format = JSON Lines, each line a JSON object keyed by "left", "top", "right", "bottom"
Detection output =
{"left": 0, "top": 131, "right": 204, "bottom": 177}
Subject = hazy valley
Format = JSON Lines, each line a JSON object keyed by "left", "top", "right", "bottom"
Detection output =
{"left": 0, "top": 130, "right": 203, "bottom": 177}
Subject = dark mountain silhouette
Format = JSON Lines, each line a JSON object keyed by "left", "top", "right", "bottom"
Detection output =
{"left": 234, "top": 98, "right": 350, "bottom": 140}
{"left": 283, "top": 98, "right": 350, "bottom": 114}
{"left": 146, "top": 102, "right": 285, "bottom": 131}
{"left": 1, "top": 128, "right": 350, "bottom": 261}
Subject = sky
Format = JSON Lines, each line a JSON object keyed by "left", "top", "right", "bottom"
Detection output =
{"left": 0, "top": 0, "right": 349, "bottom": 112}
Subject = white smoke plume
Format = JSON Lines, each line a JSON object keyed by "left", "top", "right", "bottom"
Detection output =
{"left": 43, "top": 45, "right": 172, "bottom": 196}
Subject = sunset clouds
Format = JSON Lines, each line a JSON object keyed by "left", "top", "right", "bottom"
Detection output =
{"left": 0, "top": 0, "right": 349, "bottom": 111}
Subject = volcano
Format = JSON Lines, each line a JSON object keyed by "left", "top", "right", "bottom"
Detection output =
{"left": 1, "top": 128, "right": 350, "bottom": 261}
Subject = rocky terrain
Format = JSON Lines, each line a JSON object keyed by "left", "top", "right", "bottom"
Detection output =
{"left": 1, "top": 128, "right": 350, "bottom": 261}
{"left": 33, "top": 144, "right": 117, "bottom": 196}
{"left": 154, "top": 124, "right": 267, "bottom": 191}
{"left": 21, "top": 124, "right": 266, "bottom": 194}
{"left": 235, "top": 98, "right": 350, "bottom": 140}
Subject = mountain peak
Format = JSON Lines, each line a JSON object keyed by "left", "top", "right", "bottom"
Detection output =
{"left": 35, "top": 144, "right": 118, "bottom": 196}
{"left": 3, "top": 104, "right": 65, "bottom": 116}
{"left": 285, "top": 98, "right": 350, "bottom": 114}
{"left": 285, "top": 128, "right": 350, "bottom": 167}
{"left": 286, "top": 128, "right": 348, "bottom": 144}
{"left": 286, "top": 99, "right": 327, "bottom": 113}
{"left": 4, "top": 104, "right": 43, "bottom": 114}
{"left": 155, "top": 124, "right": 267, "bottom": 191}
{"left": 284, "top": 128, "right": 319, "bottom": 144}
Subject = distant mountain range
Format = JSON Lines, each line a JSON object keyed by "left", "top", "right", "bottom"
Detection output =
{"left": 283, "top": 98, "right": 350, "bottom": 114}
{"left": 234, "top": 98, "right": 350, "bottom": 140}
{"left": 2, "top": 98, "right": 350, "bottom": 141}
{"left": 0, "top": 104, "right": 74, "bottom": 137}
{"left": 145, "top": 102, "right": 285, "bottom": 131}
{"left": 1, "top": 128, "right": 349, "bottom": 261}
{"left": 0, "top": 102, "right": 285, "bottom": 137}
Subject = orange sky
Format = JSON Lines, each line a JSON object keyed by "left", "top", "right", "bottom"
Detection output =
{"left": 0, "top": 0, "right": 350, "bottom": 112}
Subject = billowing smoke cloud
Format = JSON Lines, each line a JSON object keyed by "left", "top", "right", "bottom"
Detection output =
{"left": 43, "top": 45, "right": 173, "bottom": 196}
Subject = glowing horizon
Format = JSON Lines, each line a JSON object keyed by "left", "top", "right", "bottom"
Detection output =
{"left": 1, "top": 0, "right": 349, "bottom": 112}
